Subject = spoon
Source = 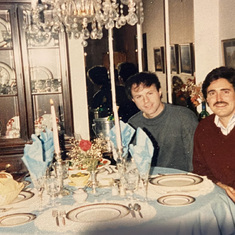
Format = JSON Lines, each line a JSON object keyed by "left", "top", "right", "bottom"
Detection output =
{"left": 134, "top": 203, "right": 143, "bottom": 218}
{"left": 128, "top": 203, "right": 136, "bottom": 218}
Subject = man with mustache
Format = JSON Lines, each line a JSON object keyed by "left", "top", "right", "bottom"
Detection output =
{"left": 193, "top": 66, "right": 235, "bottom": 202}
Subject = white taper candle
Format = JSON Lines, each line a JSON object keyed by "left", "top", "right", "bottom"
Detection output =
{"left": 108, "top": 28, "right": 122, "bottom": 153}
{"left": 50, "top": 99, "right": 60, "bottom": 155}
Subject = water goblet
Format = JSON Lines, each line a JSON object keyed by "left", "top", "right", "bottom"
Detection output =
{"left": 30, "top": 175, "right": 46, "bottom": 211}
{"left": 139, "top": 163, "right": 151, "bottom": 201}
{"left": 53, "top": 161, "right": 70, "bottom": 196}
{"left": 123, "top": 157, "right": 139, "bottom": 201}
{"left": 45, "top": 175, "right": 60, "bottom": 207}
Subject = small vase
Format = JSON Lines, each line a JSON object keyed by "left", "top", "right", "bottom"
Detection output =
{"left": 90, "top": 170, "right": 97, "bottom": 194}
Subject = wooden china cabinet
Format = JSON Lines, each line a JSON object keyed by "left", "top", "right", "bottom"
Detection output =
{"left": 0, "top": 1, "right": 74, "bottom": 173}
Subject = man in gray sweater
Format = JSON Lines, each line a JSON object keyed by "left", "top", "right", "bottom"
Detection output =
{"left": 125, "top": 72, "right": 198, "bottom": 171}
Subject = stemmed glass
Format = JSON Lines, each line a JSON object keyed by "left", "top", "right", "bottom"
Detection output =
{"left": 53, "top": 161, "right": 70, "bottom": 196}
{"left": 123, "top": 157, "right": 139, "bottom": 201}
{"left": 45, "top": 175, "right": 61, "bottom": 207}
{"left": 139, "top": 162, "right": 151, "bottom": 201}
{"left": 31, "top": 175, "right": 46, "bottom": 211}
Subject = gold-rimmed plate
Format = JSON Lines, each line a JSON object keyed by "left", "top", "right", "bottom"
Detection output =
{"left": 0, "top": 18, "right": 11, "bottom": 48}
{"left": 11, "top": 191, "right": 34, "bottom": 204}
{"left": 149, "top": 174, "right": 203, "bottom": 187}
{"left": 157, "top": 194, "right": 195, "bottom": 206}
{"left": 66, "top": 203, "right": 130, "bottom": 223}
{"left": 0, "top": 213, "right": 36, "bottom": 227}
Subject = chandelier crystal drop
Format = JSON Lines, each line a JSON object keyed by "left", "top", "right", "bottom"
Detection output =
{"left": 24, "top": 0, "right": 144, "bottom": 47}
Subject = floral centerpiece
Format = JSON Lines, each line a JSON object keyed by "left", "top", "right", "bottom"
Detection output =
{"left": 67, "top": 138, "right": 106, "bottom": 172}
{"left": 181, "top": 78, "right": 205, "bottom": 107}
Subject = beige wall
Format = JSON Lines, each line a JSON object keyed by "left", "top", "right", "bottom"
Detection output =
{"left": 142, "top": 0, "right": 194, "bottom": 102}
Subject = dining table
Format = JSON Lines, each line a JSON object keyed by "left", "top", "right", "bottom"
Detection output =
{"left": 0, "top": 166, "right": 235, "bottom": 235}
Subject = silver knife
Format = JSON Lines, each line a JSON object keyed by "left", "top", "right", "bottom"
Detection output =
{"left": 52, "top": 210, "right": 60, "bottom": 226}
{"left": 56, "top": 215, "right": 60, "bottom": 227}
{"left": 61, "top": 211, "right": 66, "bottom": 226}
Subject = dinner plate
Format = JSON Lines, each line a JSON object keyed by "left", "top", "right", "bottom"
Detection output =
{"left": 149, "top": 174, "right": 203, "bottom": 187}
{"left": 0, "top": 213, "right": 36, "bottom": 227}
{"left": 11, "top": 191, "right": 34, "bottom": 204}
{"left": 66, "top": 203, "right": 130, "bottom": 223}
{"left": 0, "top": 62, "right": 15, "bottom": 85}
{"left": 97, "top": 158, "right": 111, "bottom": 169}
{"left": 0, "top": 18, "right": 11, "bottom": 48}
{"left": 30, "top": 66, "right": 53, "bottom": 81}
{"left": 157, "top": 194, "right": 195, "bottom": 206}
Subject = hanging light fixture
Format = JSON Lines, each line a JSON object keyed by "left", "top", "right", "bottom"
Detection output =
{"left": 24, "top": 0, "right": 144, "bottom": 47}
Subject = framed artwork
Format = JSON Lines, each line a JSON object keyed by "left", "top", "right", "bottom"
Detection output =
{"left": 154, "top": 47, "right": 165, "bottom": 73}
{"left": 170, "top": 44, "right": 179, "bottom": 73}
{"left": 222, "top": 39, "right": 235, "bottom": 69}
{"left": 179, "top": 44, "right": 194, "bottom": 75}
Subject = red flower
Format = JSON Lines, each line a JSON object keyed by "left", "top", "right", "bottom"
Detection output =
{"left": 79, "top": 139, "right": 92, "bottom": 151}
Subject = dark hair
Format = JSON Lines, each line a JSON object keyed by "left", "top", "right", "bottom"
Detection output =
{"left": 87, "top": 65, "right": 109, "bottom": 86}
{"left": 117, "top": 62, "right": 138, "bottom": 82}
{"left": 202, "top": 66, "right": 235, "bottom": 99}
{"left": 125, "top": 71, "right": 161, "bottom": 100}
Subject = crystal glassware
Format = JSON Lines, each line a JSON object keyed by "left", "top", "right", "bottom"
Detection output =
{"left": 45, "top": 175, "right": 60, "bottom": 207}
{"left": 123, "top": 157, "right": 139, "bottom": 201}
{"left": 139, "top": 163, "right": 151, "bottom": 201}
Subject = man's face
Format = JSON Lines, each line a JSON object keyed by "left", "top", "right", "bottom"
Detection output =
{"left": 206, "top": 78, "right": 235, "bottom": 123}
{"left": 131, "top": 83, "right": 164, "bottom": 119}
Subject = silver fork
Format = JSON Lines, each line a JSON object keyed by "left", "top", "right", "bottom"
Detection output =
{"left": 52, "top": 210, "right": 59, "bottom": 226}
{"left": 60, "top": 210, "right": 66, "bottom": 226}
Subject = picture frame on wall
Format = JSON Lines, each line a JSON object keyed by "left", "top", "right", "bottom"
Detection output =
{"left": 154, "top": 47, "right": 165, "bottom": 73}
{"left": 222, "top": 39, "right": 235, "bottom": 69}
{"left": 179, "top": 44, "right": 194, "bottom": 75}
{"left": 170, "top": 44, "right": 179, "bottom": 73}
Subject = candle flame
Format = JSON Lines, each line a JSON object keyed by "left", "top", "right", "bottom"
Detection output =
{"left": 50, "top": 99, "right": 54, "bottom": 105}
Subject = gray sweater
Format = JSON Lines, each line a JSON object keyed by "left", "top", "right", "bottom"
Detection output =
{"left": 128, "top": 103, "right": 198, "bottom": 171}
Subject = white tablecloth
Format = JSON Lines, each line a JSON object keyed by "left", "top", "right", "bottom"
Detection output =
{"left": 0, "top": 167, "right": 234, "bottom": 235}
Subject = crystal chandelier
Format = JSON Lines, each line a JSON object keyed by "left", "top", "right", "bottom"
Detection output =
{"left": 25, "top": 0, "right": 144, "bottom": 47}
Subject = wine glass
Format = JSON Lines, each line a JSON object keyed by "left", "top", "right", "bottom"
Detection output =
{"left": 123, "top": 157, "right": 139, "bottom": 201}
{"left": 139, "top": 162, "right": 151, "bottom": 201}
{"left": 45, "top": 175, "right": 60, "bottom": 207}
{"left": 30, "top": 175, "right": 46, "bottom": 211}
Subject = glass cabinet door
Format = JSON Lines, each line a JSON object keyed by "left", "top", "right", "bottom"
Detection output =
{"left": 0, "top": 3, "right": 73, "bottom": 158}
{"left": 0, "top": 6, "right": 22, "bottom": 140}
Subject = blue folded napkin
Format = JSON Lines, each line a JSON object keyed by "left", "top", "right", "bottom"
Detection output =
{"left": 22, "top": 129, "right": 54, "bottom": 181}
{"left": 129, "top": 128, "right": 154, "bottom": 178}
{"left": 109, "top": 120, "right": 135, "bottom": 157}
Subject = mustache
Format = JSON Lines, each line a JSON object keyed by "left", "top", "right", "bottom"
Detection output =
{"left": 213, "top": 101, "right": 228, "bottom": 106}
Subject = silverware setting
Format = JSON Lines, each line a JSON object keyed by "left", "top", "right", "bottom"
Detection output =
{"left": 128, "top": 203, "right": 143, "bottom": 219}
{"left": 52, "top": 210, "right": 66, "bottom": 226}
{"left": 52, "top": 210, "right": 60, "bottom": 226}
{"left": 134, "top": 203, "right": 143, "bottom": 218}
{"left": 128, "top": 203, "right": 136, "bottom": 218}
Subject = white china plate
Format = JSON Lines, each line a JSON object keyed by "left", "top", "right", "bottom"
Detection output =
{"left": 30, "top": 66, "right": 53, "bottom": 81}
{"left": 11, "top": 191, "right": 34, "bottom": 204}
{"left": 0, "top": 18, "right": 10, "bottom": 47}
{"left": 0, "top": 213, "right": 36, "bottom": 227}
{"left": 97, "top": 158, "right": 111, "bottom": 169}
{"left": 149, "top": 174, "right": 203, "bottom": 187}
{"left": 66, "top": 203, "right": 130, "bottom": 223}
{"left": 0, "top": 62, "right": 15, "bottom": 85}
{"left": 157, "top": 194, "right": 195, "bottom": 206}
